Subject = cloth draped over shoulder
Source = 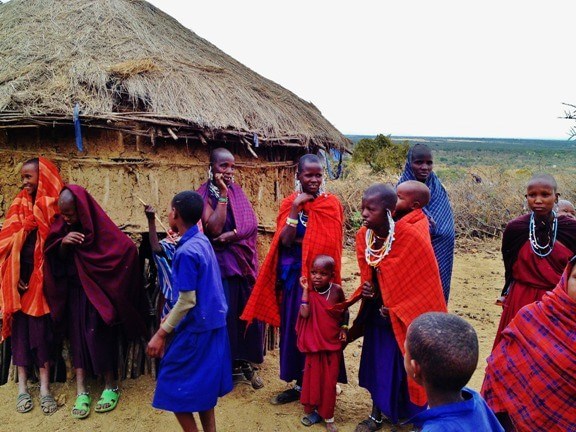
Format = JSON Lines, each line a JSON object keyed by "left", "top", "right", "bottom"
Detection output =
{"left": 43, "top": 185, "right": 145, "bottom": 339}
{"left": 0, "top": 157, "right": 63, "bottom": 340}
{"left": 346, "top": 209, "right": 447, "bottom": 406}
{"left": 296, "top": 290, "right": 343, "bottom": 353}
{"left": 481, "top": 260, "right": 576, "bottom": 431}
{"left": 500, "top": 213, "right": 576, "bottom": 293}
{"left": 241, "top": 193, "right": 343, "bottom": 327}
{"left": 398, "top": 149, "right": 455, "bottom": 299}
{"left": 197, "top": 181, "right": 258, "bottom": 283}
{"left": 154, "top": 238, "right": 178, "bottom": 319}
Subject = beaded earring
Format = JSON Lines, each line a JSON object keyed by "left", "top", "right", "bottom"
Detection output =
{"left": 294, "top": 173, "right": 303, "bottom": 193}
{"left": 208, "top": 166, "right": 214, "bottom": 182}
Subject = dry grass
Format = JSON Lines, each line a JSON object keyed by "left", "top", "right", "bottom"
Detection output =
{"left": 0, "top": 0, "right": 348, "bottom": 149}
{"left": 330, "top": 163, "right": 576, "bottom": 242}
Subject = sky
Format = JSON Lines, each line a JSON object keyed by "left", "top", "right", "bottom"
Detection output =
{"left": 5, "top": 0, "right": 575, "bottom": 139}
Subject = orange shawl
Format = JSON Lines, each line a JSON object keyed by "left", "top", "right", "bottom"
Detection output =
{"left": 347, "top": 209, "right": 446, "bottom": 405}
{"left": 0, "top": 157, "right": 63, "bottom": 339}
{"left": 241, "top": 193, "right": 343, "bottom": 327}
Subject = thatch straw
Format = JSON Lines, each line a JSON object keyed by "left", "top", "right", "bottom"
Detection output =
{"left": 0, "top": 0, "right": 349, "bottom": 150}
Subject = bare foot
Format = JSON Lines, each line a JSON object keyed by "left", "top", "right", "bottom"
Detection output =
{"left": 326, "top": 422, "right": 338, "bottom": 432}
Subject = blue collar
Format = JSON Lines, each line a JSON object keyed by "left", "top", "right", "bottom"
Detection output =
{"left": 176, "top": 225, "right": 200, "bottom": 248}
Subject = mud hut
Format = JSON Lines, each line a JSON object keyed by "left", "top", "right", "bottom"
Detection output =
{"left": 0, "top": 0, "right": 349, "bottom": 237}
{"left": 0, "top": 0, "right": 350, "bottom": 382}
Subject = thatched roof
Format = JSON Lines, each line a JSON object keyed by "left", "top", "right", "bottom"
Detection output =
{"left": 0, "top": 0, "right": 349, "bottom": 150}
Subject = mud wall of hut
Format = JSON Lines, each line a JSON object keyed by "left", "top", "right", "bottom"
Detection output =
{"left": 0, "top": 127, "right": 300, "bottom": 254}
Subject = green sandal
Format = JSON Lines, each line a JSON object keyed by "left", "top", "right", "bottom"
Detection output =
{"left": 95, "top": 388, "right": 120, "bottom": 413}
{"left": 71, "top": 393, "right": 91, "bottom": 419}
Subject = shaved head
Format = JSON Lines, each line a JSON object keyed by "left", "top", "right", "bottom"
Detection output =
{"left": 312, "top": 254, "right": 336, "bottom": 272}
{"left": 528, "top": 173, "right": 557, "bottom": 192}
{"left": 210, "top": 147, "right": 234, "bottom": 165}
{"left": 398, "top": 181, "right": 430, "bottom": 207}
{"left": 363, "top": 183, "right": 398, "bottom": 211}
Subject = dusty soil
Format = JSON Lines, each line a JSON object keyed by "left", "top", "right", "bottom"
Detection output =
{"left": 0, "top": 239, "right": 504, "bottom": 432}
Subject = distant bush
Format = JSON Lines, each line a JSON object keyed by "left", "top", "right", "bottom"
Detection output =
{"left": 352, "top": 134, "right": 409, "bottom": 173}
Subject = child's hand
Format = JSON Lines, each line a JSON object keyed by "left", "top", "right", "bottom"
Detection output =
{"left": 62, "top": 232, "right": 85, "bottom": 246}
{"left": 300, "top": 276, "right": 309, "bottom": 291}
{"left": 147, "top": 331, "right": 167, "bottom": 358}
{"left": 17, "top": 279, "right": 28, "bottom": 292}
{"left": 144, "top": 204, "right": 156, "bottom": 222}
{"left": 361, "top": 281, "right": 375, "bottom": 298}
{"left": 339, "top": 328, "right": 348, "bottom": 342}
{"left": 379, "top": 306, "right": 389, "bottom": 318}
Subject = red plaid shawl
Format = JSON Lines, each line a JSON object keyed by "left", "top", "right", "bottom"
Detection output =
{"left": 241, "top": 193, "right": 343, "bottom": 327}
{"left": 481, "top": 261, "right": 576, "bottom": 432}
{"left": 0, "top": 158, "right": 63, "bottom": 339}
{"left": 347, "top": 209, "right": 447, "bottom": 405}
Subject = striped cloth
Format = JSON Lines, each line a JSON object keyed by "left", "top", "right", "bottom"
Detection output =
{"left": 0, "top": 157, "right": 63, "bottom": 340}
{"left": 241, "top": 193, "right": 343, "bottom": 327}
{"left": 398, "top": 149, "right": 455, "bottom": 301}
{"left": 153, "top": 238, "right": 178, "bottom": 319}
{"left": 481, "top": 260, "right": 576, "bottom": 431}
{"left": 346, "top": 209, "right": 447, "bottom": 406}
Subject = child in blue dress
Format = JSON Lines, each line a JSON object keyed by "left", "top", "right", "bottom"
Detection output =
{"left": 147, "top": 191, "right": 232, "bottom": 432}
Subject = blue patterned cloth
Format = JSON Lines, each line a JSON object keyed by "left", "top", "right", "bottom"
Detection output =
{"left": 152, "top": 238, "right": 178, "bottom": 319}
{"left": 398, "top": 148, "right": 455, "bottom": 301}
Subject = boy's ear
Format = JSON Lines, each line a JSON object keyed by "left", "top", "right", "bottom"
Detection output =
{"left": 410, "top": 359, "right": 423, "bottom": 385}
{"left": 411, "top": 200, "right": 421, "bottom": 210}
{"left": 172, "top": 207, "right": 180, "bottom": 221}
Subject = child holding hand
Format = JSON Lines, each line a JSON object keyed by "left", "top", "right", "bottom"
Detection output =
{"left": 296, "top": 254, "right": 348, "bottom": 432}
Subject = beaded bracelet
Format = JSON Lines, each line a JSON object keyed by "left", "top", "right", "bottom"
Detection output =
{"left": 340, "top": 324, "right": 349, "bottom": 330}
{"left": 286, "top": 217, "right": 298, "bottom": 227}
{"left": 218, "top": 197, "right": 228, "bottom": 204}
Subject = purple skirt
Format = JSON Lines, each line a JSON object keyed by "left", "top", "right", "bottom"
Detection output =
{"left": 11, "top": 312, "right": 53, "bottom": 368}
{"left": 222, "top": 276, "right": 264, "bottom": 364}
{"left": 358, "top": 304, "right": 425, "bottom": 423}
{"left": 67, "top": 276, "right": 117, "bottom": 375}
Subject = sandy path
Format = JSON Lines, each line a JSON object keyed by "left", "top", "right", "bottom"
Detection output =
{"left": 0, "top": 240, "right": 504, "bottom": 432}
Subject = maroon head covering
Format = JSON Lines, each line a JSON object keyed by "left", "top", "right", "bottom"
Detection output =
{"left": 44, "top": 185, "right": 145, "bottom": 338}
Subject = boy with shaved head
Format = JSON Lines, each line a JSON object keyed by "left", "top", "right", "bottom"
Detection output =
{"left": 395, "top": 180, "right": 431, "bottom": 221}
{"left": 405, "top": 312, "right": 503, "bottom": 431}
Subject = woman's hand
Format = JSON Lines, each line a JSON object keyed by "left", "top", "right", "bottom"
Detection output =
{"left": 339, "top": 328, "right": 348, "bottom": 342}
{"left": 62, "top": 232, "right": 85, "bottom": 246}
{"left": 213, "top": 231, "right": 236, "bottom": 245}
{"left": 17, "top": 279, "right": 29, "bottom": 292}
{"left": 292, "top": 193, "right": 315, "bottom": 210}
{"left": 361, "top": 281, "right": 375, "bottom": 299}
{"left": 213, "top": 173, "right": 228, "bottom": 194}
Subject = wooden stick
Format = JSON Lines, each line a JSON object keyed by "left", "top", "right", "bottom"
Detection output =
{"left": 134, "top": 195, "right": 173, "bottom": 239}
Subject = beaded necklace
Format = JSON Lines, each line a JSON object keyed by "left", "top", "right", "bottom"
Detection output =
{"left": 529, "top": 211, "right": 557, "bottom": 257}
{"left": 365, "top": 212, "right": 395, "bottom": 267}
{"left": 315, "top": 282, "right": 332, "bottom": 300}
{"left": 298, "top": 211, "right": 309, "bottom": 227}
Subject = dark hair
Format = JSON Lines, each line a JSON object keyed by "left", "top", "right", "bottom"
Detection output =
{"left": 312, "top": 254, "right": 335, "bottom": 272}
{"left": 407, "top": 312, "right": 478, "bottom": 393}
{"left": 209, "top": 147, "right": 233, "bottom": 165}
{"left": 297, "top": 154, "right": 322, "bottom": 173}
{"left": 23, "top": 158, "right": 39, "bottom": 168}
{"left": 410, "top": 144, "right": 432, "bottom": 161}
{"left": 171, "top": 191, "right": 204, "bottom": 225}
{"left": 528, "top": 173, "right": 557, "bottom": 192}
{"left": 363, "top": 183, "right": 398, "bottom": 210}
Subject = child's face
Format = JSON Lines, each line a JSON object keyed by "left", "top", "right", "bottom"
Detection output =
{"left": 568, "top": 263, "right": 576, "bottom": 301}
{"left": 20, "top": 163, "right": 39, "bottom": 197}
{"left": 310, "top": 262, "right": 334, "bottom": 290}
{"left": 361, "top": 195, "right": 392, "bottom": 230}
{"left": 403, "top": 339, "right": 415, "bottom": 379}
{"left": 395, "top": 186, "right": 414, "bottom": 218}
{"left": 557, "top": 203, "right": 576, "bottom": 219}
{"left": 297, "top": 162, "right": 323, "bottom": 196}
{"left": 168, "top": 204, "right": 177, "bottom": 232}
{"left": 526, "top": 181, "right": 558, "bottom": 217}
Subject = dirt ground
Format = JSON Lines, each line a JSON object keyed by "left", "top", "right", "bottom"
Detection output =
{"left": 0, "top": 239, "right": 504, "bottom": 432}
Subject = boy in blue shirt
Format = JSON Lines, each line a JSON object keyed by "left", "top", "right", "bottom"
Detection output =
{"left": 404, "top": 312, "right": 503, "bottom": 432}
{"left": 147, "top": 191, "right": 232, "bottom": 432}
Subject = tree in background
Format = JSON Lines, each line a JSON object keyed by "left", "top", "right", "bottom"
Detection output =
{"left": 352, "top": 134, "right": 409, "bottom": 173}
{"left": 562, "top": 103, "right": 576, "bottom": 139}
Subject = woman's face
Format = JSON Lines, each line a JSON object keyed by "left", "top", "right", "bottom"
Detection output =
{"left": 411, "top": 149, "right": 433, "bottom": 182}
{"left": 21, "top": 163, "right": 39, "bottom": 197}
{"left": 211, "top": 152, "right": 235, "bottom": 186}
{"left": 526, "top": 180, "right": 558, "bottom": 217}
{"left": 298, "top": 162, "right": 323, "bottom": 195}
{"left": 361, "top": 194, "right": 391, "bottom": 231}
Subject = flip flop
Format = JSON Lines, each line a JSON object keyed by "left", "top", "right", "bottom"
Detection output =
{"left": 95, "top": 388, "right": 120, "bottom": 413}
{"left": 301, "top": 411, "right": 323, "bottom": 427}
{"left": 40, "top": 394, "right": 58, "bottom": 415}
{"left": 16, "top": 392, "right": 33, "bottom": 414}
{"left": 270, "top": 388, "right": 300, "bottom": 405}
{"left": 71, "top": 393, "right": 91, "bottom": 419}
